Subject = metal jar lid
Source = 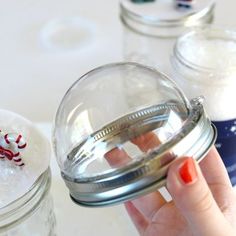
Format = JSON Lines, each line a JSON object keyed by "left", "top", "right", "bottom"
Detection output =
{"left": 120, "top": 0, "right": 215, "bottom": 37}
{"left": 53, "top": 62, "right": 217, "bottom": 207}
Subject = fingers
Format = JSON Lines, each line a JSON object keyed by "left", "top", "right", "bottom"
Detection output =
{"left": 131, "top": 132, "right": 161, "bottom": 152}
{"left": 199, "top": 147, "right": 234, "bottom": 211}
{"left": 199, "top": 147, "right": 232, "bottom": 187}
{"left": 167, "top": 157, "right": 234, "bottom": 236}
{"left": 104, "top": 132, "right": 158, "bottom": 167}
{"left": 105, "top": 147, "right": 167, "bottom": 220}
{"left": 105, "top": 131, "right": 162, "bottom": 167}
{"left": 105, "top": 147, "right": 131, "bottom": 167}
{"left": 131, "top": 192, "right": 166, "bottom": 220}
{"left": 125, "top": 201, "right": 148, "bottom": 235}
{"left": 130, "top": 132, "right": 168, "bottom": 221}
{"left": 105, "top": 132, "right": 167, "bottom": 224}
{"left": 106, "top": 149, "right": 167, "bottom": 225}
{"left": 131, "top": 132, "right": 175, "bottom": 166}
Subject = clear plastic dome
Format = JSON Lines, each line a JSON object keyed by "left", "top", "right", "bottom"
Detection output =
{"left": 53, "top": 62, "right": 216, "bottom": 206}
{"left": 53, "top": 63, "right": 189, "bottom": 176}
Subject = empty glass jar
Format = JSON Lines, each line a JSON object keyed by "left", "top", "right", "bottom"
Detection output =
{"left": 120, "top": 0, "right": 215, "bottom": 75}
{"left": 53, "top": 62, "right": 216, "bottom": 207}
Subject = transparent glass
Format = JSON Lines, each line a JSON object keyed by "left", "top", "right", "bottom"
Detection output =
{"left": 171, "top": 26, "right": 236, "bottom": 185}
{"left": 0, "top": 169, "right": 56, "bottom": 236}
{"left": 53, "top": 62, "right": 191, "bottom": 179}
{"left": 171, "top": 26, "right": 236, "bottom": 121}
{"left": 120, "top": 0, "right": 215, "bottom": 75}
{"left": 53, "top": 62, "right": 217, "bottom": 206}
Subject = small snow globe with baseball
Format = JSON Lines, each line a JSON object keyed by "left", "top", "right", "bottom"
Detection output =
{"left": 0, "top": 109, "right": 56, "bottom": 235}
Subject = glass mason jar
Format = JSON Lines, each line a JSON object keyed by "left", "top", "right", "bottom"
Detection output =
{"left": 171, "top": 26, "right": 236, "bottom": 185}
{"left": 0, "top": 168, "right": 56, "bottom": 236}
{"left": 120, "top": 0, "right": 215, "bottom": 75}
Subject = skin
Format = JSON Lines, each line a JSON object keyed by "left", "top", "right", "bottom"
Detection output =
{"left": 105, "top": 133, "right": 236, "bottom": 236}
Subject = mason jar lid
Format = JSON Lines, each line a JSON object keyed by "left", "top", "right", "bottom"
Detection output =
{"left": 120, "top": 0, "right": 215, "bottom": 37}
{"left": 53, "top": 62, "right": 216, "bottom": 207}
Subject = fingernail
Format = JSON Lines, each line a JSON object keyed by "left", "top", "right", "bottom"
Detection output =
{"left": 179, "top": 158, "right": 197, "bottom": 184}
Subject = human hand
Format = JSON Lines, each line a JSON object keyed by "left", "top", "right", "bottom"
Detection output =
{"left": 105, "top": 131, "right": 236, "bottom": 236}
{"left": 125, "top": 147, "right": 236, "bottom": 236}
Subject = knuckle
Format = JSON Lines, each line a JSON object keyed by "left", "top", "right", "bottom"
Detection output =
{"left": 188, "top": 189, "right": 214, "bottom": 214}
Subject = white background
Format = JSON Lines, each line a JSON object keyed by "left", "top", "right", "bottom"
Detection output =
{"left": 1, "top": 0, "right": 236, "bottom": 123}
{"left": 1, "top": 1, "right": 236, "bottom": 235}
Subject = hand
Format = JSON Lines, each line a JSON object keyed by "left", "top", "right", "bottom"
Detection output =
{"left": 125, "top": 147, "right": 236, "bottom": 236}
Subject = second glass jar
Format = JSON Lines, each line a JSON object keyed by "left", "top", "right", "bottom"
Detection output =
{"left": 120, "top": 0, "right": 215, "bottom": 75}
{"left": 0, "top": 169, "right": 56, "bottom": 236}
{"left": 171, "top": 26, "right": 236, "bottom": 185}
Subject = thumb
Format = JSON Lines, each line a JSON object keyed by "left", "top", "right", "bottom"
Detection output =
{"left": 167, "top": 157, "right": 233, "bottom": 236}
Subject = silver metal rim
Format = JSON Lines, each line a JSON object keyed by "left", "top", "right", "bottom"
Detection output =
{"left": 62, "top": 98, "right": 217, "bottom": 207}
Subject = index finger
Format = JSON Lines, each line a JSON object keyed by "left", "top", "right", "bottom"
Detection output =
{"left": 199, "top": 147, "right": 232, "bottom": 187}
{"left": 199, "top": 147, "right": 233, "bottom": 209}
{"left": 104, "top": 131, "right": 168, "bottom": 220}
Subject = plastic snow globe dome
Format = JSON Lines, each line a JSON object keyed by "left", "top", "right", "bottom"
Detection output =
{"left": 53, "top": 62, "right": 216, "bottom": 207}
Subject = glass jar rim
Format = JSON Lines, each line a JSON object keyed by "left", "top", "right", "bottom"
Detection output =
{"left": 120, "top": 0, "right": 215, "bottom": 37}
{"left": 0, "top": 168, "right": 51, "bottom": 231}
{"left": 173, "top": 26, "right": 236, "bottom": 79}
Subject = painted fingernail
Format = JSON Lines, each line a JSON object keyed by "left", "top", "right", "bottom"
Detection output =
{"left": 179, "top": 158, "right": 197, "bottom": 184}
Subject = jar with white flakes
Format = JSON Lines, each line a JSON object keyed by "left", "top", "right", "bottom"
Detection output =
{"left": 120, "top": 0, "right": 215, "bottom": 75}
{"left": 171, "top": 26, "right": 236, "bottom": 185}
{"left": 0, "top": 169, "right": 56, "bottom": 236}
{"left": 0, "top": 109, "right": 56, "bottom": 235}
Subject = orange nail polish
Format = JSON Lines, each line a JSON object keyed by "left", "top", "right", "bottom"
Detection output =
{"left": 179, "top": 158, "right": 197, "bottom": 184}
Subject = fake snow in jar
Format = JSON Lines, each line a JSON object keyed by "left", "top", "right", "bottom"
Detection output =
{"left": 171, "top": 26, "right": 236, "bottom": 185}
{"left": 0, "top": 109, "right": 56, "bottom": 235}
{"left": 120, "top": 0, "right": 215, "bottom": 75}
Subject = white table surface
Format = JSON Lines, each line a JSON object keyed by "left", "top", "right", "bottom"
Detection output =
{"left": 2, "top": 0, "right": 236, "bottom": 235}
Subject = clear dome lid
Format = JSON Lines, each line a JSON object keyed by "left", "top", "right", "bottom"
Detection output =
{"left": 53, "top": 62, "right": 216, "bottom": 206}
